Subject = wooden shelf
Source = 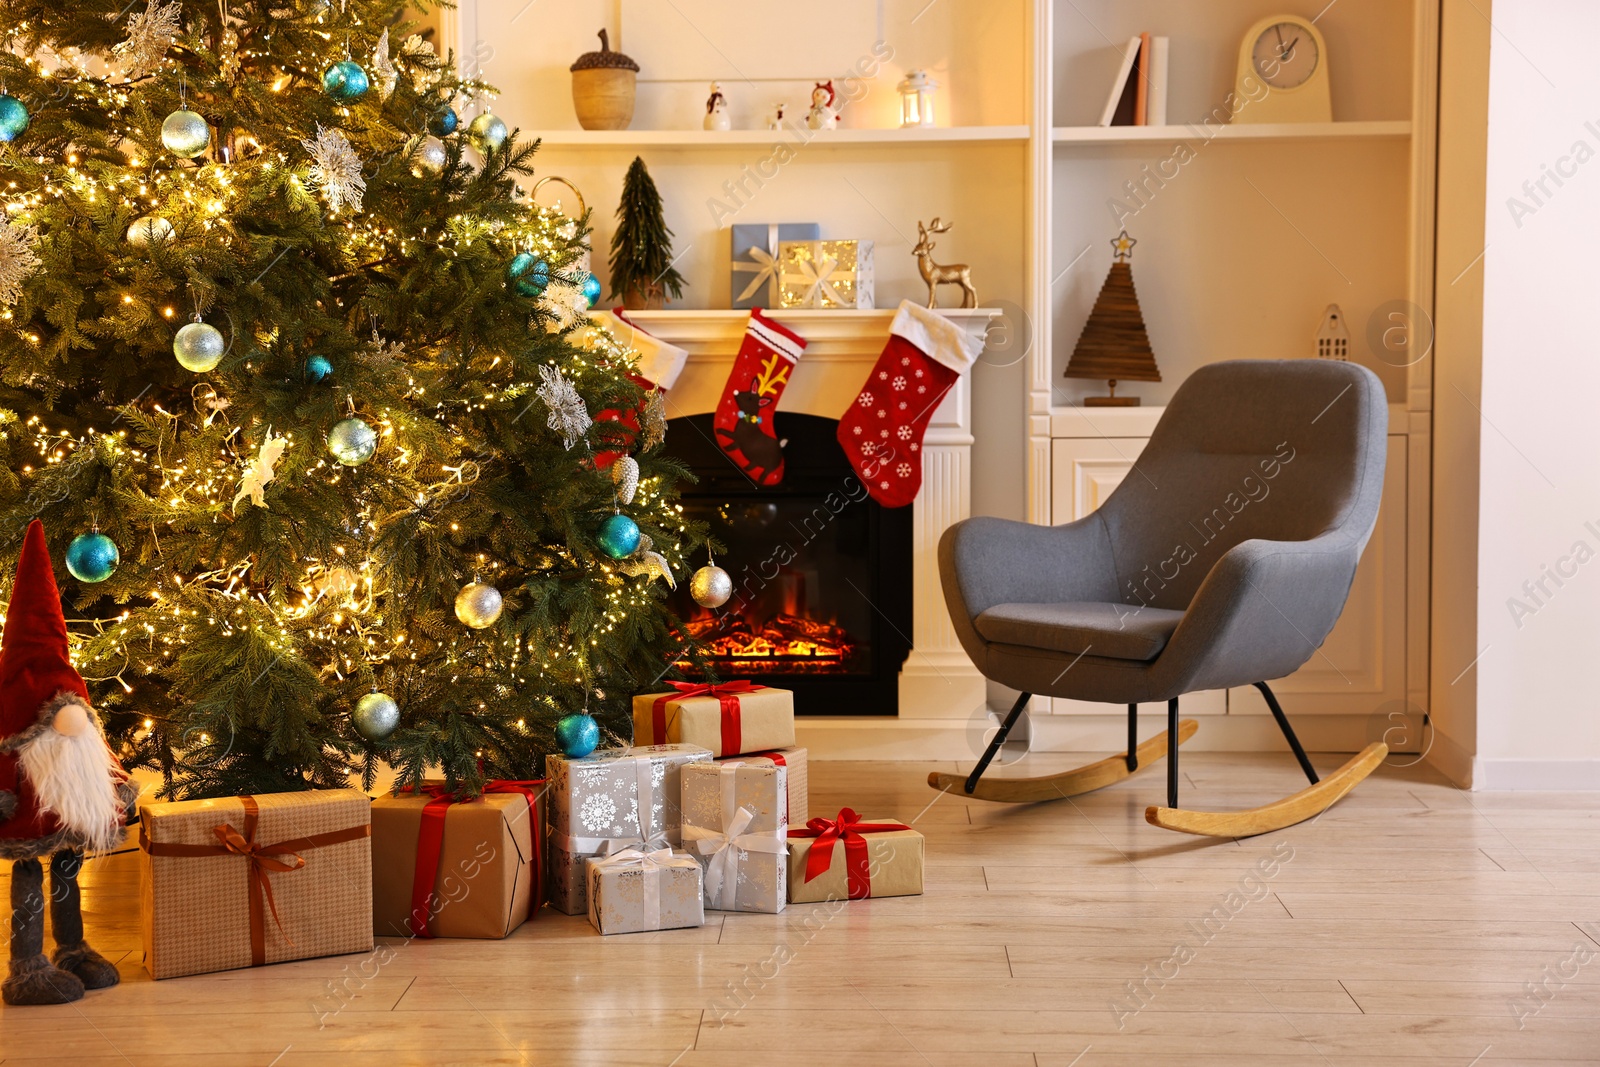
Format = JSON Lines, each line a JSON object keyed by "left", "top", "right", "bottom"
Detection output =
{"left": 1051, "top": 120, "right": 1411, "bottom": 145}
{"left": 533, "top": 126, "right": 1029, "bottom": 148}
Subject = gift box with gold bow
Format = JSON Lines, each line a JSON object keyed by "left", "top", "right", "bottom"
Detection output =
{"left": 785, "top": 807, "right": 924, "bottom": 904}
{"left": 139, "top": 789, "right": 373, "bottom": 979}
{"left": 778, "top": 239, "right": 875, "bottom": 310}
{"left": 632, "top": 681, "right": 794, "bottom": 758}
{"left": 731, "top": 223, "right": 820, "bottom": 309}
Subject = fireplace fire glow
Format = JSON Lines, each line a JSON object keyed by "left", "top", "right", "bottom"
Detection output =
{"left": 683, "top": 612, "right": 857, "bottom": 672}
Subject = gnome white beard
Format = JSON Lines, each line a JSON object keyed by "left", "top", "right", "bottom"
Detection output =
{"left": 19, "top": 721, "right": 125, "bottom": 852}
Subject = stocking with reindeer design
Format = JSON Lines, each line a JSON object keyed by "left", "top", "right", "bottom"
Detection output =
{"left": 712, "top": 309, "right": 807, "bottom": 486}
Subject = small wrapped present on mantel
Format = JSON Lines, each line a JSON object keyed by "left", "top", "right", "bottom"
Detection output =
{"left": 139, "top": 789, "right": 373, "bottom": 980}
{"left": 716, "top": 746, "right": 808, "bottom": 827}
{"left": 778, "top": 238, "right": 875, "bottom": 310}
{"left": 682, "top": 760, "right": 788, "bottom": 914}
{"left": 730, "top": 222, "right": 821, "bottom": 309}
{"left": 633, "top": 680, "right": 794, "bottom": 758}
{"left": 786, "top": 807, "right": 924, "bottom": 904}
{"left": 585, "top": 846, "right": 705, "bottom": 935}
{"left": 370, "top": 780, "right": 546, "bottom": 940}
{"left": 546, "top": 744, "right": 712, "bottom": 915}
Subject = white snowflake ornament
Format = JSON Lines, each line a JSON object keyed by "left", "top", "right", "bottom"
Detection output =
{"left": 536, "top": 364, "right": 591, "bottom": 449}
{"left": 300, "top": 125, "right": 365, "bottom": 214}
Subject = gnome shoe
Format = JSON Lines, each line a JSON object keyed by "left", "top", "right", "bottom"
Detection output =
{"left": 3, "top": 953, "right": 85, "bottom": 1005}
{"left": 52, "top": 941, "right": 120, "bottom": 990}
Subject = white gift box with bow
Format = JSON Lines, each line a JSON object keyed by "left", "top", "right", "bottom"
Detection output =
{"left": 585, "top": 846, "right": 705, "bottom": 935}
{"left": 680, "top": 760, "right": 788, "bottom": 913}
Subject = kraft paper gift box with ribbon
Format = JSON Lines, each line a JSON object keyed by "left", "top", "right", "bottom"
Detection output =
{"left": 786, "top": 807, "right": 924, "bottom": 904}
{"left": 370, "top": 780, "right": 546, "bottom": 940}
{"left": 546, "top": 743, "right": 712, "bottom": 915}
{"left": 585, "top": 846, "right": 705, "bottom": 935}
{"left": 715, "top": 746, "right": 807, "bottom": 828}
{"left": 632, "top": 680, "right": 795, "bottom": 758}
{"left": 731, "top": 222, "right": 821, "bottom": 309}
{"left": 778, "top": 239, "right": 876, "bottom": 310}
{"left": 681, "top": 760, "right": 788, "bottom": 914}
{"left": 139, "top": 788, "right": 373, "bottom": 980}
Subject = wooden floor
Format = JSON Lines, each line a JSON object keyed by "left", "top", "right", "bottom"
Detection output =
{"left": 2, "top": 752, "right": 1599, "bottom": 1065}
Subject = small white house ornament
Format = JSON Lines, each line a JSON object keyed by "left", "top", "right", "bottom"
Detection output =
{"left": 1315, "top": 304, "right": 1350, "bottom": 360}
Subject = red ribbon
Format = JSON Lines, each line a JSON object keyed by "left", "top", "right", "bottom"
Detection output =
{"left": 786, "top": 807, "right": 910, "bottom": 900}
{"left": 651, "top": 679, "right": 765, "bottom": 755}
{"left": 401, "top": 779, "right": 547, "bottom": 939}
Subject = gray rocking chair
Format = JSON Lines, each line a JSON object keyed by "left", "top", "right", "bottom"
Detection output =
{"left": 933, "top": 359, "right": 1390, "bottom": 836}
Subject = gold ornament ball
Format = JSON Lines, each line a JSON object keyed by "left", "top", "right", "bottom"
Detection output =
{"left": 690, "top": 565, "right": 733, "bottom": 609}
{"left": 173, "top": 320, "right": 225, "bottom": 372}
{"left": 412, "top": 135, "right": 447, "bottom": 175}
{"left": 126, "top": 215, "right": 173, "bottom": 249}
{"left": 454, "top": 581, "right": 504, "bottom": 629}
{"left": 466, "top": 112, "right": 509, "bottom": 153}
{"left": 161, "top": 109, "right": 211, "bottom": 157}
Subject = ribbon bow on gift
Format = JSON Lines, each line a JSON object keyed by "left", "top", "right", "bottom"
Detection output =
{"left": 399, "top": 779, "right": 547, "bottom": 938}
{"left": 787, "top": 807, "right": 910, "bottom": 900}
{"left": 683, "top": 761, "right": 787, "bottom": 910}
{"left": 590, "top": 846, "right": 689, "bottom": 930}
{"left": 651, "top": 679, "right": 766, "bottom": 754}
{"left": 787, "top": 251, "right": 848, "bottom": 308}
{"left": 731, "top": 223, "right": 785, "bottom": 305}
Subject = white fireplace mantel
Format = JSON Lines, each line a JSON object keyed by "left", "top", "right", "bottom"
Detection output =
{"left": 624, "top": 307, "right": 1001, "bottom": 751}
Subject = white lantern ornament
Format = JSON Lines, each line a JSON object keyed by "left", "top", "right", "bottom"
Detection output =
{"left": 897, "top": 69, "right": 938, "bottom": 129}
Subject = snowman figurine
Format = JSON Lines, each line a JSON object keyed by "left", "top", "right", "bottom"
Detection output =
{"left": 806, "top": 80, "right": 839, "bottom": 130}
{"left": 767, "top": 102, "right": 789, "bottom": 130}
{"left": 703, "top": 82, "right": 730, "bottom": 131}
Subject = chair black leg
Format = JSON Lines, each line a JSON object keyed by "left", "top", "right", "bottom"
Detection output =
{"left": 1167, "top": 697, "right": 1180, "bottom": 808}
{"left": 965, "top": 691, "right": 1032, "bottom": 794}
{"left": 1253, "top": 681, "right": 1319, "bottom": 785}
{"left": 1125, "top": 703, "right": 1138, "bottom": 772}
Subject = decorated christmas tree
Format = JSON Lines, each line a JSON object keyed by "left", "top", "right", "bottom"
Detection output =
{"left": 0, "top": 0, "right": 705, "bottom": 798}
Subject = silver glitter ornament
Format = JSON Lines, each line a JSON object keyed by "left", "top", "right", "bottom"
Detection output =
{"left": 454, "top": 581, "right": 504, "bottom": 629}
{"left": 160, "top": 108, "right": 210, "bottom": 157}
{"left": 690, "top": 564, "right": 733, "bottom": 609}
{"left": 173, "top": 319, "right": 225, "bottom": 372}
{"left": 126, "top": 215, "right": 173, "bottom": 249}
{"left": 412, "top": 135, "right": 447, "bottom": 175}
{"left": 352, "top": 692, "right": 400, "bottom": 742}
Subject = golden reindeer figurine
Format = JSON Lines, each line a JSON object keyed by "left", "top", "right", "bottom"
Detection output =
{"left": 913, "top": 218, "right": 977, "bottom": 309}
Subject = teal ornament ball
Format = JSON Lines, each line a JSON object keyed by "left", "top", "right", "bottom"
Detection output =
{"left": 327, "top": 416, "right": 378, "bottom": 466}
{"left": 0, "top": 95, "right": 28, "bottom": 142}
{"left": 581, "top": 272, "right": 603, "bottom": 308}
{"left": 428, "top": 106, "right": 458, "bottom": 136}
{"left": 65, "top": 532, "right": 119, "bottom": 584}
{"left": 555, "top": 713, "right": 600, "bottom": 758}
{"left": 597, "top": 513, "right": 641, "bottom": 559}
{"left": 506, "top": 252, "right": 550, "bottom": 297}
{"left": 304, "top": 354, "right": 333, "bottom": 382}
{"left": 322, "top": 60, "right": 370, "bottom": 101}
{"left": 466, "top": 112, "right": 508, "bottom": 153}
{"left": 160, "top": 109, "right": 211, "bottom": 158}
{"left": 173, "top": 321, "right": 225, "bottom": 372}
{"left": 352, "top": 692, "right": 400, "bottom": 743}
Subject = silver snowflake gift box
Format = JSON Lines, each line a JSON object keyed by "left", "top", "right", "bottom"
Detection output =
{"left": 546, "top": 744, "right": 713, "bottom": 915}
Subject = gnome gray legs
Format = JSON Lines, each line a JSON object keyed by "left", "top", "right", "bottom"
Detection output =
{"left": 49, "top": 850, "right": 119, "bottom": 990}
{"left": 4, "top": 856, "right": 83, "bottom": 1005}
{"left": 3, "top": 850, "right": 118, "bottom": 1005}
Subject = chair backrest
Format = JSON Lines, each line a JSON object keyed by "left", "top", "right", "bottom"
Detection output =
{"left": 1096, "top": 359, "right": 1387, "bottom": 612}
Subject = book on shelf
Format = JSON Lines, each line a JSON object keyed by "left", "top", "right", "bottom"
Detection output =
{"left": 1098, "top": 34, "right": 1169, "bottom": 127}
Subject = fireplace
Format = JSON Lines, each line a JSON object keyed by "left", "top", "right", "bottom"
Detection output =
{"left": 666, "top": 412, "right": 912, "bottom": 716}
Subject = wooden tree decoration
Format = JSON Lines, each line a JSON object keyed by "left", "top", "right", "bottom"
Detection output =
{"left": 608, "top": 156, "right": 686, "bottom": 309}
{"left": 1063, "top": 230, "right": 1161, "bottom": 406}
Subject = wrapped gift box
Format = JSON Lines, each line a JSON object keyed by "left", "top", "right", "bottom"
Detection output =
{"left": 139, "top": 789, "right": 372, "bottom": 980}
{"left": 585, "top": 848, "right": 705, "bottom": 935}
{"left": 681, "top": 760, "right": 787, "bottom": 913}
{"left": 371, "top": 781, "right": 545, "bottom": 940}
{"left": 731, "top": 222, "right": 821, "bottom": 309}
{"left": 546, "top": 744, "right": 712, "bottom": 915}
{"left": 778, "top": 239, "right": 875, "bottom": 310}
{"left": 786, "top": 808, "right": 924, "bottom": 904}
{"left": 716, "top": 746, "right": 808, "bottom": 826}
{"left": 633, "top": 681, "right": 794, "bottom": 758}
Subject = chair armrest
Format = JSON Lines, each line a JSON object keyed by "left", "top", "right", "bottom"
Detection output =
{"left": 1160, "top": 532, "right": 1363, "bottom": 694}
{"left": 939, "top": 515, "right": 1119, "bottom": 622}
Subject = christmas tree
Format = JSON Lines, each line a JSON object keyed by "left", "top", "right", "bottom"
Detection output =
{"left": 0, "top": 0, "right": 705, "bottom": 798}
{"left": 608, "top": 156, "right": 684, "bottom": 308}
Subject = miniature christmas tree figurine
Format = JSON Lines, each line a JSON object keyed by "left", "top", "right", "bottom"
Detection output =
{"left": 0, "top": 0, "right": 707, "bottom": 800}
{"left": 1063, "top": 230, "right": 1162, "bottom": 406}
{"left": 609, "top": 156, "right": 687, "bottom": 309}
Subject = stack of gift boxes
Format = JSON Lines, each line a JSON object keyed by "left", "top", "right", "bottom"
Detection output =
{"left": 134, "top": 680, "right": 924, "bottom": 977}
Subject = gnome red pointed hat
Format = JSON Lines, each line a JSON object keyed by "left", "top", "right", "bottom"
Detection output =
{"left": 0, "top": 520, "right": 89, "bottom": 740}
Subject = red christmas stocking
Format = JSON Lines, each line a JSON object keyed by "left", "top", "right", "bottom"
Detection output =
{"left": 836, "top": 301, "right": 982, "bottom": 507}
{"left": 712, "top": 309, "right": 807, "bottom": 486}
{"left": 591, "top": 308, "right": 688, "bottom": 469}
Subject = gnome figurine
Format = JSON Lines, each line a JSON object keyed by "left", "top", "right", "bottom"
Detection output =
{"left": 0, "top": 520, "right": 136, "bottom": 1005}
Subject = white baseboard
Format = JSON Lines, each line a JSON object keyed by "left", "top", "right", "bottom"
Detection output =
{"left": 1468, "top": 757, "right": 1600, "bottom": 791}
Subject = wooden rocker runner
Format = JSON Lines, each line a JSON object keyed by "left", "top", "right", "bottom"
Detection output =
{"left": 932, "top": 360, "right": 1391, "bottom": 837}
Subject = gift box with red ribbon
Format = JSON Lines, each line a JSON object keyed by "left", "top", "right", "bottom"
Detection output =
{"left": 632, "top": 681, "right": 794, "bottom": 758}
{"left": 785, "top": 807, "right": 924, "bottom": 904}
{"left": 370, "top": 780, "right": 546, "bottom": 940}
{"left": 139, "top": 789, "right": 373, "bottom": 979}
